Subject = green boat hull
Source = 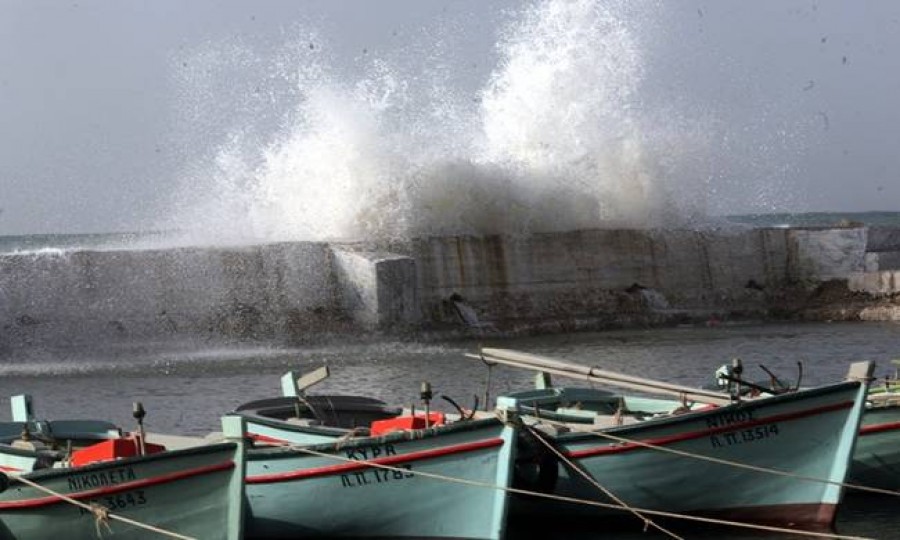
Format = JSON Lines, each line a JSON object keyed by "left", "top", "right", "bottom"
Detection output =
{"left": 0, "top": 441, "right": 244, "bottom": 540}
{"left": 241, "top": 417, "right": 516, "bottom": 540}
{"left": 508, "top": 380, "right": 867, "bottom": 529}
{"left": 618, "top": 388, "right": 900, "bottom": 492}
{"left": 849, "top": 397, "right": 900, "bottom": 490}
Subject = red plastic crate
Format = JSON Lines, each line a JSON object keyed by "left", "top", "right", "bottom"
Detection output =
{"left": 370, "top": 413, "right": 445, "bottom": 436}
{"left": 71, "top": 436, "right": 166, "bottom": 467}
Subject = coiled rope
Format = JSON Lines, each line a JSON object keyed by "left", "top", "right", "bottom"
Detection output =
{"left": 7, "top": 473, "right": 197, "bottom": 540}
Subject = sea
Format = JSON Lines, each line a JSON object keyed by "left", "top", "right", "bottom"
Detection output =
{"left": 1, "top": 212, "right": 900, "bottom": 539}
{"left": 1, "top": 320, "right": 899, "bottom": 539}
{"left": 2, "top": 211, "right": 899, "bottom": 255}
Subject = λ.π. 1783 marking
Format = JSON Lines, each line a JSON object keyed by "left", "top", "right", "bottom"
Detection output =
{"left": 339, "top": 443, "right": 414, "bottom": 488}
{"left": 340, "top": 464, "right": 414, "bottom": 488}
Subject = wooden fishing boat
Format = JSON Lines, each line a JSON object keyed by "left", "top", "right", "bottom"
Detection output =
{"left": 235, "top": 385, "right": 402, "bottom": 447}
{"left": 0, "top": 395, "right": 123, "bottom": 454}
{"left": 711, "top": 359, "right": 900, "bottom": 493}
{"left": 476, "top": 348, "right": 873, "bottom": 530}
{"left": 231, "top": 371, "right": 517, "bottom": 540}
{"left": 0, "top": 401, "right": 247, "bottom": 540}
{"left": 849, "top": 387, "right": 900, "bottom": 490}
{"left": 524, "top": 362, "right": 900, "bottom": 495}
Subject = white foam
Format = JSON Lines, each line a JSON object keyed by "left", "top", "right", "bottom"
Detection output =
{"left": 162, "top": 0, "right": 791, "bottom": 244}
{"left": 9, "top": 247, "right": 70, "bottom": 258}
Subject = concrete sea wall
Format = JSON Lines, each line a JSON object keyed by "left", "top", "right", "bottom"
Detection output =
{"left": 847, "top": 226, "right": 900, "bottom": 320}
{"left": 399, "top": 226, "right": 875, "bottom": 330}
{"left": 1, "top": 226, "right": 897, "bottom": 345}
{"left": 0, "top": 242, "right": 338, "bottom": 344}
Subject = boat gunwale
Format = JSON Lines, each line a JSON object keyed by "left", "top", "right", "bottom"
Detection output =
{"left": 239, "top": 414, "right": 505, "bottom": 457}
{"left": 563, "top": 400, "right": 855, "bottom": 458}
{"left": 246, "top": 436, "right": 505, "bottom": 483}
{"left": 0, "top": 459, "right": 236, "bottom": 509}
{"left": 859, "top": 419, "right": 900, "bottom": 436}
{"left": 517, "top": 380, "right": 862, "bottom": 443}
{"left": 0, "top": 443, "right": 56, "bottom": 460}
{"left": 5, "top": 441, "right": 238, "bottom": 483}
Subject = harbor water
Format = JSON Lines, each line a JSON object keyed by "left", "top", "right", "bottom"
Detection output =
{"left": 1, "top": 320, "right": 898, "bottom": 538}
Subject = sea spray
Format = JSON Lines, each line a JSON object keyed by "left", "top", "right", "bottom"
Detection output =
{"left": 475, "top": 0, "right": 711, "bottom": 229}
{"left": 163, "top": 0, "right": 804, "bottom": 244}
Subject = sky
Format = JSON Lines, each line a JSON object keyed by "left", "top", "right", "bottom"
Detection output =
{"left": 1, "top": 0, "right": 899, "bottom": 237}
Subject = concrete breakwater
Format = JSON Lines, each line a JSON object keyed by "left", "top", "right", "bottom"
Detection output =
{"left": 1, "top": 226, "right": 898, "bottom": 346}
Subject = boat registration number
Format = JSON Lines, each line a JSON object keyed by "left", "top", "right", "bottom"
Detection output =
{"left": 710, "top": 424, "right": 780, "bottom": 448}
{"left": 340, "top": 443, "right": 414, "bottom": 488}
{"left": 340, "top": 464, "right": 415, "bottom": 488}
{"left": 79, "top": 490, "right": 148, "bottom": 515}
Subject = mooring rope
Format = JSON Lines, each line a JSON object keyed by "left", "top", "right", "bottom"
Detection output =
{"left": 521, "top": 423, "right": 685, "bottom": 540}
{"left": 7, "top": 473, "right": 197, "bottom": 540}
{"left": 90, "top": 503, "right": 113, "bottom": 537}
{"left": 281, "top": 442, "right": 874, "bottom": 540}
{"left": 528, "top": 415, "right": 900, "bottom": 498}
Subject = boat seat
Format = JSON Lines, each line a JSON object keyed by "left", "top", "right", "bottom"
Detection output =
{"left": 285, "top": 417, "right": 322, "bottom": 427}
{"left": 529, "top": 423, "right": 570, "bottom": 436}
{"left": 591, "top": 414, "right": 641, "bottom": 428}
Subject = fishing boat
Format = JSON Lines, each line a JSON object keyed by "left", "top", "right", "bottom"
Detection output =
{"left": 0, "top": 395, "right": 123, "bottom": 456}
{"left": 0, "top": 395, "right": 135, "bottom": 476}
{"left": 713, "top": 359, "right": 900, "bottom": 493}
{"left": 234, "top": 367, "right": 404, "bottom": 447}
{"left": 849, "top": 373, "right": 900, "bottom": 490}
{"left": 474, "top": 348, "right": 873, "bottom": 530}
{"left": 230, "top": 370, "right": 517, "bottom": 540}
{"left": 0, "top": 398, "right": 247, "bottom": 540}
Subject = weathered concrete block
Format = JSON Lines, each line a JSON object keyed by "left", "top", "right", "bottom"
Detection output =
{"left": 788, "top": 227, "right": 867, "bottom": 280}
{"left": 859, "top": 305, "right": 900, "bottom": 321}
{"left": 0, "top": 241, "right": 334, "bottom": 338}
{"left": 881, "top": 252, "right": 900, "bottom": 270}
{"left": 849, "top": 271, "right": 900, "bottom": 295}
{"left": 865, "top": 251, "right": 900, "bottom": 271}
{"left": 406, "top": 228, "right": 795, "bottom": 324}
{"left": 865, "top": 253, "right": 880, "bottom": 273}
{"left": 868, "top": 226, "right": 900, "bottom": 252}
{"left": 331, "top": 249, "right": 419, "bottom": 329}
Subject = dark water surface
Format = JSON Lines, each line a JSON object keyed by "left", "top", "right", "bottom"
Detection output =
{"left": 1, "top": 321, "right": 899, "bottom": 539}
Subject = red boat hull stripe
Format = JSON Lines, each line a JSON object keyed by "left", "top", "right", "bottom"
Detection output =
{"left": 0, "top": 460, "right": 235, "bottom": 510}
{"left": 249, "top": 433, "right": 286, "bottom": 444}
{"left": 247, "top": 437, "right": 504, "bottom": 484}
{"left": 859, "top": 419, "right": 900, "bottom": 436}
{"left": 568, "top": 400, "right": 855, "bottom": 459}
{"left": 695, "top": 502, "right": 837, "bottom": 528}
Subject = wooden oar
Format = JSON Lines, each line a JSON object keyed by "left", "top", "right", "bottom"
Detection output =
{"left": 469, "top": 348, "right": 733, "bottom": 406}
